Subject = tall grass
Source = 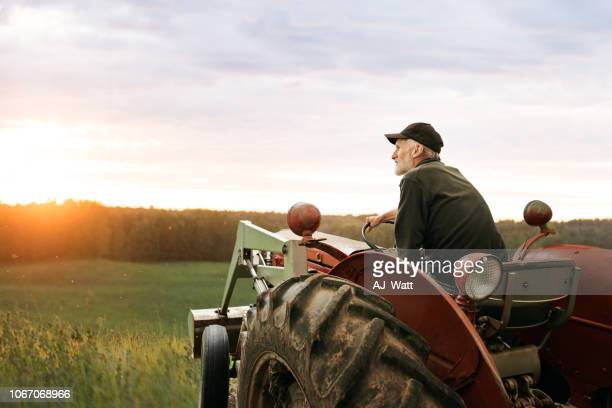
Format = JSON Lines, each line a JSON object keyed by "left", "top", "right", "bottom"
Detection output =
{"left": 0, "top": 312, "right": 200, "bottom": 407}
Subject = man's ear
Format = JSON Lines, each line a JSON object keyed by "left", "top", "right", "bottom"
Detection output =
{"left": 413, "top": 142, "right": 424, "bottom": 157}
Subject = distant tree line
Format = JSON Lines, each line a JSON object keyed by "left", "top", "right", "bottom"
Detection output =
{"left": 0, "top": 201, "right": 611, "bottom": 263}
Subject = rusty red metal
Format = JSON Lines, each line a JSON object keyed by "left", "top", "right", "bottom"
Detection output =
{"left": 515, "top": 200, "right": 556, "bottom": 260}
{"left": 455, "top": 295, "right": 478, "bottom": 325}
{"left": 514, "top": 229, "right": 555, "bottom": 260}
{"left": 523, "top": 200, "right": 553, "bottom": 227}
{"left": 305, "top": 244, "right": 344, "bottom": 272}
{"left": 328, "top": 252, "right": 512, "bottom": 407}
{"left": 533, "top": 245, "right": 612, "bottom": 406}
{"left": 286, "top": 202, "right": 321, "bottom": 240}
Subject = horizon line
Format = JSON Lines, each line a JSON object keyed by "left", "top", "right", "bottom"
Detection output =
{"left": 1, "top": 198, "right": 610, "bottom": 223}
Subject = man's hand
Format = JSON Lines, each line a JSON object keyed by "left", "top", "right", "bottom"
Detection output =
{"left": 365, "top": 215, "right": 385, "bottom": 231}
{"left": 365, "top": 208, "right": 398, "bottom": 231}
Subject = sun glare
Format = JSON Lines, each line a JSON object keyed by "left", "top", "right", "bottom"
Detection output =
{"left": 0, "top": 122, "right": 86, "bottom": 205}
{"left": 7, "top": 6, "right": 69, "bottom": 36}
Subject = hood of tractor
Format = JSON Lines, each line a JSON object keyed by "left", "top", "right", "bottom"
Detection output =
{"left": 275, "top": 228, "right": 370, "bottom": 256}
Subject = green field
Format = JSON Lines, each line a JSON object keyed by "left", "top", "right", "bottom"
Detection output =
{"left": 0, "top": 259, "right": 252, "bottom": 407}
{"left": 0, "top": 259, "right": 254, "bottom": 334}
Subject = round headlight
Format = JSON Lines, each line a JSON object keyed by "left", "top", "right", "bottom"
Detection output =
{"left": 465, "top": 255, "right": 502, "bottom": 300}
{"left": 455, "top": 253, "right": 503, "bottom": 301}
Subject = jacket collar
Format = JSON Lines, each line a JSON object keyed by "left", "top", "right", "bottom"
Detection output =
{"left": 415, "top": 157, "right": 440, "bottom": 168}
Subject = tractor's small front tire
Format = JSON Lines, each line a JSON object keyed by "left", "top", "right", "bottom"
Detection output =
{"left": 237, "top": 273, "right": 465, "bottom": 408}
{"left": 199, "top": 324, "right": 230, "bottom": 408}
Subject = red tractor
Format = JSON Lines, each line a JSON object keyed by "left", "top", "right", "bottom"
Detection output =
{"left": 189, "top": 201, "right": 612, "bottom": 407}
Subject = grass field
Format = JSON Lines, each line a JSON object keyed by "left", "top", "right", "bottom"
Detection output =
{"left": 0, "top": 259, "right": 254, "bottom": 334}
{"left": 0, "top": 259, "right": 251, "bottom": 407}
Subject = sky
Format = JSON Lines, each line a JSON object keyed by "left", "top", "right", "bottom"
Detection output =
{"left": 1, "top": 0, "right": 612, "bottom": 220}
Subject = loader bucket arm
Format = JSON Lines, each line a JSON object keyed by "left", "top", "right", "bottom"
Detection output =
{"left": 219, "top": 220, "right": 307, "bottom": 315}
{"left": 189, "top": 220, "right": 308, "bottom": 358}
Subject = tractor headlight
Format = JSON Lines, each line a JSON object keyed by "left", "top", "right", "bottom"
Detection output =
{"left": 455, "top": 253, "right": 502, "bottom": 301}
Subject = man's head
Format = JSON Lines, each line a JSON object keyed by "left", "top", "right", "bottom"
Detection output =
{"left": 386, "top": 122, "right": 443, "bottom": 176}
{"left": 392, "top": 138, "right": 440, "bottom": 175}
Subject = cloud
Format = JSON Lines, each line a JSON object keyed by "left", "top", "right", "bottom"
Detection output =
{"left": 497, "top": 0, "right": 612, "bottom": 33}
{"left": 1, "top": 1, "right": 612, "bottom": 217}
{"left": 4, "top": 0, "right": 611, "bottom": 83}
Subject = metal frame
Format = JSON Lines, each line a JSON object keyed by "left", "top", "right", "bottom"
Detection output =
{"left": 483, "top": 262, "right": 580, "bottom": 338}
{"left": 189, "top": 221, "right": 307, "bottom": 358}
{"left": 218, "top": 221, "right": 307, "bottom": 315}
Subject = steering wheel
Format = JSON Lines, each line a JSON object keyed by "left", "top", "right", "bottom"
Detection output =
{"left": 361, "top": 220, "right": 395, "bottom": 251}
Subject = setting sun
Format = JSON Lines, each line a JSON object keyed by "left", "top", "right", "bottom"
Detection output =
{"left": 0, "top": 122, "right": 81, "bottom": 203}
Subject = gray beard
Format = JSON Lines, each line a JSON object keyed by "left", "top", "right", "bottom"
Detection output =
{"left": 394, "top": 165, "right": 409, "bottom": 176}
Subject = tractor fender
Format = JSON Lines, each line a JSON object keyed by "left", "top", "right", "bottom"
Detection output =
{"left": 329, "top": 251, "right": 511, "bottom": 407}
{"left": 525, "top": 245, "right": 612, "bottom": 406}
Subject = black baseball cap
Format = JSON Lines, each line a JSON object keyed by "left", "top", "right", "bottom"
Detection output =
{"left": 385, "top": 122, "right": 444, "bottom": 153}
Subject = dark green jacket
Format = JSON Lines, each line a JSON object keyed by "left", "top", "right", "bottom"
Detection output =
{"left": 395, "top": 158, "right": 505, "bottom": 252}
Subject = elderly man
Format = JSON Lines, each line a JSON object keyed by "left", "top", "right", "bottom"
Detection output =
{"left": 367, "top": 123, "right": 505, "bottom": 283}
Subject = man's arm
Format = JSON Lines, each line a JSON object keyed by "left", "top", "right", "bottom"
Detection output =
{"left": 365, "top": 208, "right": 397, "bottom": 231}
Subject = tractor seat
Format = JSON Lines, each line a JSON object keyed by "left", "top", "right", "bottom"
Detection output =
{"left": 479, "top": 259, "right": 578, "bottom": 330}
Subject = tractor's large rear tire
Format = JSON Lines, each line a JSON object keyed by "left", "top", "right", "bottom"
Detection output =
{"left": 237, "top": 273, "right": 465, "bottom": 408}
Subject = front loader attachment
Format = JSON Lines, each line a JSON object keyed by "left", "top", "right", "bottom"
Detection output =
{"left": 189, "top": 220, "right": 307, "bottom": 358}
